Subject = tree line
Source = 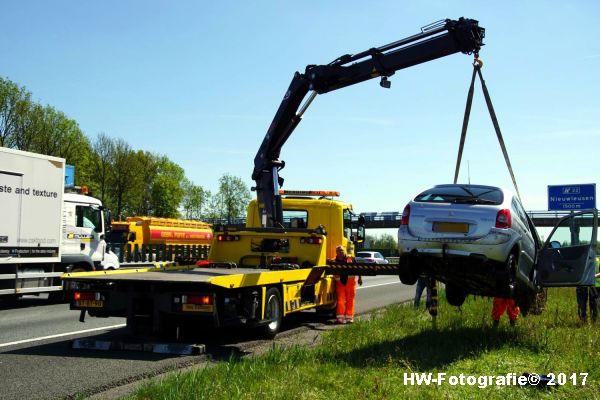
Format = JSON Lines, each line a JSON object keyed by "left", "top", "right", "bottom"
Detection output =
{"left": 1, "top": 77, "right": 251, "bottom": 221}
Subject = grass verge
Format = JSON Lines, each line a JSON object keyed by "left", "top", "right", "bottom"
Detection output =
{"left": 127, "top": 288, "right": 600, "bottom": 399}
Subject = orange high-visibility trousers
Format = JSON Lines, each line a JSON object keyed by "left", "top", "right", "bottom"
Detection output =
{"left": 336, "top": 276, "right": 357, "bottom": 321}
{"left": 492, "top": 297, "right": 520, "bottom": 321}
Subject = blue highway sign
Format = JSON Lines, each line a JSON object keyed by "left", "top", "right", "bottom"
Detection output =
{"left": 548, "top": 184, "right": 596, "bottom": 211}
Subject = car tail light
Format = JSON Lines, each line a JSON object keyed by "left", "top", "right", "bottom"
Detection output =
{"left": 495, "top": 209, "right": 512, "bottom": 229}
{"left": 300, "top": 237, "right": 323, "bottom": 244}
{"left": 196, "top": 259, "right": 212, "bottom": 267}
{"left": 217, "top": 234, "right": 240, "bottom": 242}
{"left": 182, "top": 295, "right": 213, "bottom": 305}
{"left": 401, "top": 204, "right": 411, "bottom": 225}
{"left": 73, "top": 292, "right": 100, "bottom": 301}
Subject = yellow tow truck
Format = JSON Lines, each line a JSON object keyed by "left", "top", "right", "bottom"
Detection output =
{"left": 65, "top": 190, "right": 365, "bottom": 338}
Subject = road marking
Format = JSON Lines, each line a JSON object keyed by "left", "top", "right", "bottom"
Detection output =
{"left": 358, "top": 281, "right": 401, "bottom": 290}
{"left": 0, "top": 324, "right": 126, "bottom": 349}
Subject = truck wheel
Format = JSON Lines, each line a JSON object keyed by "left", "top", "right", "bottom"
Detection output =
{"left": 260, "top": 287, "right": 282, "bottom": 339}
{"left": 67, "top": 264, "right": 88, "bottom": 273}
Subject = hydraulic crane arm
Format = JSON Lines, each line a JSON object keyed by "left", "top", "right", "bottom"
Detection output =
{"left": 253, "top": 17, "right": 485, "bottom": 227}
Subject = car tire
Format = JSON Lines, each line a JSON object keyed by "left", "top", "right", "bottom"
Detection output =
{"left": 399, "top": 269, "right": 419, "bottom": 285}
{"left": 445, "top": 284, "right": 467, "bottom": 307}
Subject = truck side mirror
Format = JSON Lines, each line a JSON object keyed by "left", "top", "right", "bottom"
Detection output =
{"left": 356, "top": 226, "right": 365, "bottom": 243}
{"left": 105, "top": 210, "right": 113, "bottom": 234}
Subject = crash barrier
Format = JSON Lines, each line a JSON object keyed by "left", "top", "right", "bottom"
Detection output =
{"left": 109, "top": 243, "right": 210, "bottom": 264}
{"left": 206, "top": 211, "right": 567, "bottom": 229}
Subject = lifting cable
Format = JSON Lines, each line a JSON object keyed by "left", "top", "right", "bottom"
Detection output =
{"left": 453, "top": 57, "right": 522, "bottom": 201}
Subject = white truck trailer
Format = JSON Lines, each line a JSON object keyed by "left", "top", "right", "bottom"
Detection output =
{"left": 0, "top": 147, "right": 119, "bottom": 299}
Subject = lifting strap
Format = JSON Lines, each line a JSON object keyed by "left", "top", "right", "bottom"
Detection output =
{"left": 453, "top": 59, "right": 522, "bottom": 201}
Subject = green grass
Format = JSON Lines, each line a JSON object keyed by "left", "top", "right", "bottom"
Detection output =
{"left": 127, "top": 288, "right": 600, "bottom": 399}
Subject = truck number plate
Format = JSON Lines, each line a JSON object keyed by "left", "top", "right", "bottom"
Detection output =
{"left": 182, "top": 304, "right": 213, "bottom": 312}
{"left": 76, "top": 300, "right": 104, "bottom": 308}
{"left": 432, "top": 222, "right": 469, "bottom": 233}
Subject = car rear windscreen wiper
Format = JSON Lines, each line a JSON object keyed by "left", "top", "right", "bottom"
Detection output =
{"left": 451, "top": 197, "right": 497, "bottom": 204}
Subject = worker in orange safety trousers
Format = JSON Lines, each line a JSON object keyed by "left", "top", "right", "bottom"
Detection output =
{"left": 334, "top": 245, "right": 362, "bottom": 324}
{"left": 492, "top": 297, "right": 520, "bottom": 327}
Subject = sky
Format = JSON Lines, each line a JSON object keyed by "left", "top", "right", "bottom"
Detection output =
{"left": 2, "top": 1, "right": 599, "bottom": 227}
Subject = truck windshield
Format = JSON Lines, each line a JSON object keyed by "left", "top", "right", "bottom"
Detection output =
{"left": 76, "top": 205, "right": 101, "bottom": 231}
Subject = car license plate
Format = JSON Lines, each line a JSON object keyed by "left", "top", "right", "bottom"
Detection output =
{"left": 432, "top": 222, "right": 469, "bottom": 233}
{"left": 182, "top": 304, "right": 213, "bottom": 312}
{"left": 76, "top": 300, "right": 104, "bottom": 308}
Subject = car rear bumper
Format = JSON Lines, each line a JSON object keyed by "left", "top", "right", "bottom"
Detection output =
{"left": 398, "top": 226, "right": 514, "bottom": 263}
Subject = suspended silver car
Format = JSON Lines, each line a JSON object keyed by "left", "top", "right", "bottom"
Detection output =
{"left": 398, "top": 184, "right": 597, "bottom": 314}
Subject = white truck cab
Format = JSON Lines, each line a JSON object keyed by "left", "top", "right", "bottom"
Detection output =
{"left": 62, "top": 192, "right": 120, "bottom": 271}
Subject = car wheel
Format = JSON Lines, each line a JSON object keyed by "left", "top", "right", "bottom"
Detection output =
{"left": 399, "top": 270, "right": 418, "bottom": 285}
{"left": 495, "top": 253, "right": 517, "bottom": 297}
{"left": 445, "top": 284, "right": 467, "bottom": 307}
{"left": 260, "top": 287, "right": 282, "bottom": 339}
{"left": 505, "top": 253, "right": 517, "bottom": 295}
{"left": 529, "top": 288, "right": 548, "bottom": 315}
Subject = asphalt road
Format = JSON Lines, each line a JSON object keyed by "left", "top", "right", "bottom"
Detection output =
{"left": 0, "top": 276, "right": 415, "bottom": 400}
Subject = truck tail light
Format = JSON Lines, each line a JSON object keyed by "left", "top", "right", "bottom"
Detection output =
{"left": 196, "top": 259, "right": 212, "bottom": 267}
{"left": 217, "top": 234, "right": 240, "bottom": 242}
{"left": 182, "top": 295, "right": 213, "bottom": 306}
{"left": 495, "top": 209, "right": 512, "bottom": 229}
{"left": 73, "top": 292, "right": 101, "bottom": 301}
{"left": 300, "top": 237, "right": 323, "bottom": 245}
{"left": 401, "top": 204, "right": 411, "bottom": 225}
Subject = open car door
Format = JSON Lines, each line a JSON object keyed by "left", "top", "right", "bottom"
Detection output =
{"left": 537, "top": 210, "right": 598, "bottom": 287}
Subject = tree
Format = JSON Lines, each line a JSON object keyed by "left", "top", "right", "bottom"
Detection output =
{"left": 90, "top": 133, "right": 115, "bottom": 204}
{"left": 108, "top": 139, "right": 137, "bottom": 220}
{"left": 0, "top": 77, "right": 30, "bottom": 147}
{"left": 365, "top": 233, "right": 397, "bottom": 250}
{"left": 148, "top": 156, "right": 185, "bottom": 218}
{"left": 13, "top": 102, "right": 44, "bottom": 151}
{"left": 210, "top": 174, "right": 252, "bottom": 222}
{"left": 181, "top": 178, "right": 211, "bottom": 220}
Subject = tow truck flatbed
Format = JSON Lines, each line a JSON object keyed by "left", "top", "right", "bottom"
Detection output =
{"left": 64, "top": 266, "right": 321, "bottom": 288}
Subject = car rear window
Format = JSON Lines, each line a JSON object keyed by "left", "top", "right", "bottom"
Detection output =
{"left": 414, "top": 186, "right": 503, "bottom": 205}
{"left": 356, "top": 252, "right": 372, "bottom": 257}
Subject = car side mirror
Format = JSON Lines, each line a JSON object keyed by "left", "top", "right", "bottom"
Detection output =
{"left": 549, "top": 240, "right": 561, "bottom": 249}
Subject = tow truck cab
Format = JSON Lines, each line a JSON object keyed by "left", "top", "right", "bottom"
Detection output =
{"left": 207, "top": 190, "right": 364, "bottom": 268}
